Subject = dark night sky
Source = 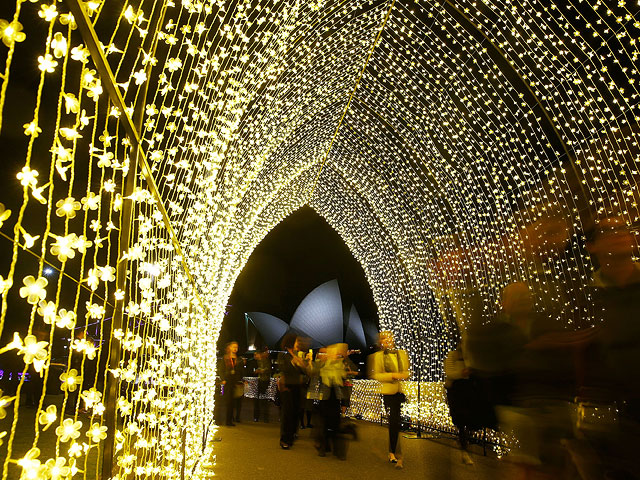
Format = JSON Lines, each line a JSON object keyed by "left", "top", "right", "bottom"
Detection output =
{"left": 218, "top": 206, "right": 378, "bottom": 352}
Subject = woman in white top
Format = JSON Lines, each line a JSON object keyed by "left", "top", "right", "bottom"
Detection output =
{"left": 368, "top": 331, "right": 410, "bottom": 468}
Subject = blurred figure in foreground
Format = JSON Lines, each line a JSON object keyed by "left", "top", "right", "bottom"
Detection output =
{"left": 314, "top": 343, "right": 357, "bottom": 459}
{"left": 444, "top": 341, "right": 476, "bottom": 465}
{"left": 253, "top": 348, "right": 271, "bottom": 423}
{"left": 580, "top": 213, "right": 640, "bottom": 478}
{"left": 277, "top": 333, "right": 311, "bottom": 449}
{"left": 467, "top": 281, "right": 577, "bottom": 477}
{"left": 369, "top": 331, "right": 410, "bottom": 469}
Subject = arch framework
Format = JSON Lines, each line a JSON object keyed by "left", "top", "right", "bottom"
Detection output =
{"left": 0, "top": 0, "right": 638, "bottom": 477}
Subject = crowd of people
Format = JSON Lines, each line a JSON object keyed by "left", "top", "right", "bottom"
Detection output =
{"left": 216, "top": 212, "right": 640, "bottom": 477}
{"left": 444, "top": 211, "right": 640, "bottom": 478}
{"left": 217, "top": 330, "right": 408, "bottom": 467}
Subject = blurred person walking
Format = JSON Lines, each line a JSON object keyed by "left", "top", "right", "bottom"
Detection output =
{"left": 277, "top": 333, "right": 311, "bottom": 449}
{"left": 368, "top": 331, "right": 410, "bottom": 468}
{"left": 314, "top": 343, "right": 352, "bottom": 459}
{"left": 444, "top": 343, "right": 477, "bottom": 465}
{"left": 253, "top": 348, "right": 272, "bottom": 422}
{"left": 220, "top": 341, "right": 244, "bottom": 426}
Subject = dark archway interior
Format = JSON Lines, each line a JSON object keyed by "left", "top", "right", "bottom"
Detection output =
{"left": 219, "top": 206, "right": 377, "bottom": 351}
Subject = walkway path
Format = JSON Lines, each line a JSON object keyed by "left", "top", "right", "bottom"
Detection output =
{"left": 210, "top": 414, "right": 517, "bottom": 479}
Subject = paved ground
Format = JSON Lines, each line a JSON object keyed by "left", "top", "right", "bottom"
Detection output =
{"left": 210, "top": 405, "right": 518, "bottom": 480}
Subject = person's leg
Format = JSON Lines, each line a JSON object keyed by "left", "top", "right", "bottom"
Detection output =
{"left": 327, "top": 392, "right": 343, "bottom": 458}
{"left": 306, "top": 409, "right": 313, "bottom": 428}
{"left": 291, "top": 385, "right": 301, "bottom": 438}
{"left": 387, "top": 394, "right": 401, "bottom": 454}
{"left": 315, "top": 399, "right": 329, "bottom": 455}
{"left": 254, "top": 395, "right": 260, "bottom": 421}
{"left": 225, "top": 388, "right": 235, "bottom": 425}
{"left": 459, "top": 426, "right": 474, "bottom": 464}
{"left": 235, "top": 395, "right": 242, "bottom": 422}
{"left": 280, "top": 389, "right": 293, "bottom": 446}
{"left": 256, "top": 380, "right": 267, "bottom": 421}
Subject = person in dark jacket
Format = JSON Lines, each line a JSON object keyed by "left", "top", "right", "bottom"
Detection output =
{"left": 253, "top": 348, "right": 271, "bottom": 422}
{"left": 220, "top": 341, "right": 244, "bottom": 426}
{"left": 277, "top": 333, "right": 311, "bottom": 449}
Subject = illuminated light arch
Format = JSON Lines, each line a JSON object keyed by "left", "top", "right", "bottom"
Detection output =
{"left": 0, "top": 0, "right": 637, "bottom": 478}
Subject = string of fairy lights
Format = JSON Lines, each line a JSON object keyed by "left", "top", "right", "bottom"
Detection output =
{"left": 0, "top": 0, "right": 638, "bottom": 477}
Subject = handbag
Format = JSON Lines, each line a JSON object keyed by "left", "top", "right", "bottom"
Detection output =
{"left": 233, "top": 383, "right": 244, "bottom": 398}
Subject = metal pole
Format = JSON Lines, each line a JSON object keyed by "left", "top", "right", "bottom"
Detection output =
{"left": 63, "top": 0, "right": 166, "bottom": 477}
{"left": 63, "top": 0, "right": 204, "bottom": 305}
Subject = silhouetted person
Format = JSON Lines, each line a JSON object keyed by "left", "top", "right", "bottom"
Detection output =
{"left": 582, "top": 213, "right": 640, "bottom": 477}
{"left": 295, "top": 336, "right": 312, "bottom": 430}
{"left": 444, "top": 344, "right": 475, "bottom": 465}
{"left": 277, "top": 333, "right": 311, "bottom": 449}
{"left": 253, "top": 348, "right": 271, "bottom": 422}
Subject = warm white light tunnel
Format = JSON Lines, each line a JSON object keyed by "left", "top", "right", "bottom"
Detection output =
{"left": 0, "top": 0, "right": 637, "bottom": 477}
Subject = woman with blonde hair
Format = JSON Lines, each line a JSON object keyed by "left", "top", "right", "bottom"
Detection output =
{"left": 368, "top": 331, "right": 410, "bottom": 468}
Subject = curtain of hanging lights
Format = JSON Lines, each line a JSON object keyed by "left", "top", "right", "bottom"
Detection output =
{"left": 0, "top": 0, "right": 638, "bottom": 477}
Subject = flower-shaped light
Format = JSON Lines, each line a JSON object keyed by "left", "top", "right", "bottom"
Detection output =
{"left": 86, "top": 422, "right": 107, "bottom": 443}
{"left": 80, "top": 388, "right": 102, "bottom": 409}
{"left": 86, "top": 302, "right": 105, "bottom": 319}
{"left": 38, "top": 405, "right": 57, "bottom": 430}
{"left": 0, "top": 203, "right": 11, "bottom": 228}
{"left": 16, "top": 167, "right": 38, "bottom": 187}
{"left": 50, "top": 32, "right": 67, "bottom": 59}
{"left": 44, "top": 457, "right": 70, "bottom": 480}
{"left": 55, "top": 309, "right": 76, "bottom": 330}
{"left": 0, "top": 19, "right": 26, "bottom": 47}
{"left": 72, "top": 235, "right": 92, "bottom": 253}
{"left": 37, "top": 300, "right": 57, "bottom": 324}
{"left": 92, "top": 402, "right": 105, "bottom": 416}
{"left": 18, "top": 335, "right": 48, "bottom": 365}
{"left": 72, "top": 338, "right": 97, "bottom": 360}
{"left": 70, "top": 44, "right": 89, "bottom": 63}
{"left": 50, "top": 233, "right": 78, "bottom": 261}
{"left": 21, "top": 231, "right": 40, "bottom": 249}
{"left": 55, "top": 197, "right": 81, "bottom": 219}
{"left": 55, "top": 418, "right": 82, "bottom": 443}
{"left": 86, "top": 268, "right": 100, "bottom": 291}
{"left": 19, "top": 276, "right": 47, "bottom": 304}
{"left": 17, "top": 447, "right": 45, "bottom": 480}
{"left": 62, "top": 93, "right": 79, "bottom": 114}
{"left": 23, "top": 121, "right": 42, "bottom": 138}
{"left": 59, "top": 13, "right": 77, "bottom": 30}
{"left": 99, "top": 265, "right": 116, "bottom": 283}
{"left": 81, "top": 192, "right": 100, "bottom": 210}
{"left": 0, "top": 389, "right": 14, "bottom": 419}
{"left": 37, "top": 3, "right": 57, "bottom": 20}
{"left": 37, "top": 53, "right": 58, "bottom": 73}
{"left": 59, "top": 369, "right": 80, "bottom": 392}
{"left": 0, "top": 275, "right": 12, "bottom": 294}
{"left": 68, "top": 442, "right": 83, "bottom": 458}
